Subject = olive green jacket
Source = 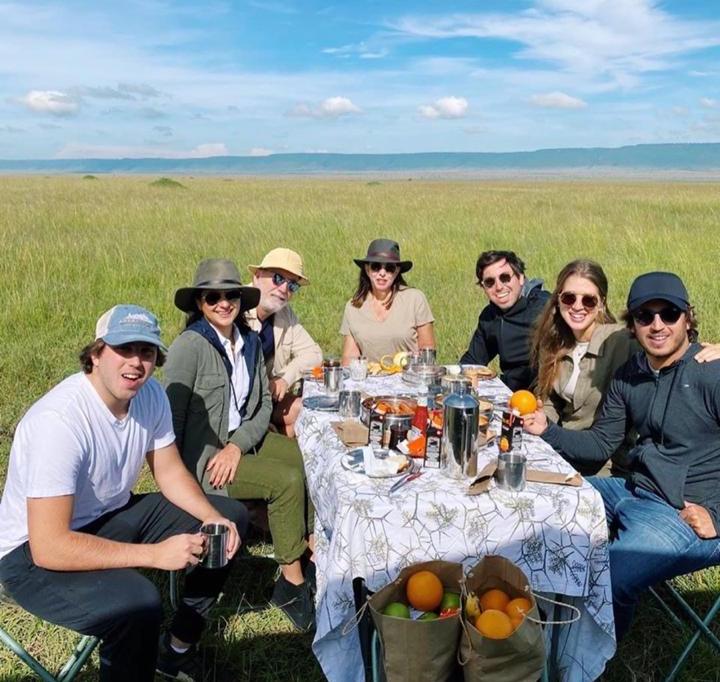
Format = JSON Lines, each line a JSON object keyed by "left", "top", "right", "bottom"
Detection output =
{"left": 164, "top": 328, "right": 272, "bottom": 494}
{"left": 545, "top": 323, "right": 638, "bottom": 474}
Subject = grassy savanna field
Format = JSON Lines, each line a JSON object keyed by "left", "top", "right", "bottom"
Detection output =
{"left": 1, "top": 175, "right": 720, "bottom": 681}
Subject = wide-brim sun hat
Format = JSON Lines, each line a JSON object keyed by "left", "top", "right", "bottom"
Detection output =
{"left": 353, "top": 238, "right": 412, "bottom": 273}
{"left": 174, "top": 258, "right": 261, "bottom": 313}
{"left": 248, "top": 247, "right": 310, "bottom": 285}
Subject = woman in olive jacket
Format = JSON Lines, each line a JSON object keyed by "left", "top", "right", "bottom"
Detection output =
{"left": 164, "top": 259, "right": 315, "bottom": 631}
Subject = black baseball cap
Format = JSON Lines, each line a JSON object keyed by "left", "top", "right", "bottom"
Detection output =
{"left": 627, "top": 272, "right": 690, "bottom": 312}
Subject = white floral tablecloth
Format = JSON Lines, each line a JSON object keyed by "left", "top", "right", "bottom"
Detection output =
{"left": 296, "top": 375, "right": 616, "bottom": 682}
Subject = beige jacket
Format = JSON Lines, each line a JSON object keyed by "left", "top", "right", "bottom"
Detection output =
{"left": 545, "top": 323, "right": 639, "bottom": 475}
{"left": 246, "top": 305, "right": 322, "bottom": 387}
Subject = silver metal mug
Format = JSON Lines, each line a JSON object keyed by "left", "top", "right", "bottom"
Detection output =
{"left": 440, "top": 388, "right": 479, "bottom": 479}
{"left": 200, "top": 523, "right": 229, "bottom": 569}
{"left": 323, "top": 366, "right": 344, "bottom": 393}
{"left": 496, "top": 452, "right": 527, "bottom": 492}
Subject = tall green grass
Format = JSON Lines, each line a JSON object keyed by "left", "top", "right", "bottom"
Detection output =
{"left": 0, "top": 176, "right": 719, "bottom": 680}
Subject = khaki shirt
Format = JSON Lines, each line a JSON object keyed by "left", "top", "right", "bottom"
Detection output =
{"left": 246, "top": 305, "right": 322, "bottom": 388}
{"left": 339, "top": 287, "right": 434, "bottom": 364}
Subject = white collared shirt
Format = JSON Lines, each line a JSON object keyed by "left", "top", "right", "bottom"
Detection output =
{"left": 209, "top": 323, "right": 250, "bottom": 431}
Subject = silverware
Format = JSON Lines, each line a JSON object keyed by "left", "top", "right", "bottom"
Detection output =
{"left": 389, "top": 470, "right": 424, "bottom": 493}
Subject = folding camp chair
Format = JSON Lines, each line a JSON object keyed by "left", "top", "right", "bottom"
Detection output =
{"left": 649, "top": 574, "right": 720, "bottom": 682}
{"left": 0, "top": 581, "right": 100, "bottom": 682}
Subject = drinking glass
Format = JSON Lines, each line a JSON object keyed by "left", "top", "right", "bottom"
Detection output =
{"left": 349, "top": 356, "right": 368, "bottom": 381}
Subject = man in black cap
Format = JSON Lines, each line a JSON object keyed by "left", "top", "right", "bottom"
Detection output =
{"left": 524, "top": 271, "right": 720, "bottom": 640}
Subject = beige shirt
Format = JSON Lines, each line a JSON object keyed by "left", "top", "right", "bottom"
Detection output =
{"left": 246, "top": 305, "right": 323, "bottom": 388}
{"left": 339, "top": 287, "right": 434, "bottom": 363}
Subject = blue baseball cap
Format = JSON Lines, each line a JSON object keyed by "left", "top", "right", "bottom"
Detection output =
{"left": 627, "top": 272, "right": 690, "bottom": 312}
{"left": 95, "top": 305, "right": 168, "bottom": 352}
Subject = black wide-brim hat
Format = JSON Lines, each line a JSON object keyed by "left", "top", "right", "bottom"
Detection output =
{"left": 174, "top": 258, "right": 261, "bottom": 313}
{"left": 353, "top": 238, "right": 413, "bottom": 273}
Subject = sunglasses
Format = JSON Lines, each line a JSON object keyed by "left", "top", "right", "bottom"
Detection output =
{"left": 559, "top": 292, "right": 599, "bottom": 309}
{"left": 481, "top": 272, "right": 514, "bottom": 289}
{"left": 631, "top": 305, "right": 684, "bottom": 326}
{"left": 369, "top": 262, "right": 398, "bottom": 274}
{"left": 271, "top": 272, "right": 301, "bottom": 293}
{"left": 202, "top": 289, "right": 242, "bottom": 305}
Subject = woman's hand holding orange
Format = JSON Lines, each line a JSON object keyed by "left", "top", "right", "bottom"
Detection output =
{"left": 522, "top": 398, "right": 549, "bottom": 436}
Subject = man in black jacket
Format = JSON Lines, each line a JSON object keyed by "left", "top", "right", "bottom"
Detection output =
{"left": 525, "top": 272, "right": 720, "bottom": 641}
{"left": 460, "top": 250, "right": 550, "bottom": 391}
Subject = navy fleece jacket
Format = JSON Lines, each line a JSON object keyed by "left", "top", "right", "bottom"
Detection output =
{"left": 460, "top": 278, "right": 550, "bottom": 391}
{"left": 542, "top": 343, "right": 720, "bottom": 534}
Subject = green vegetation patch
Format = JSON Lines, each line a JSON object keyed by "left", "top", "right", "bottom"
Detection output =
{"left": 149, "top": 177, "right": 186, "bottom": 189}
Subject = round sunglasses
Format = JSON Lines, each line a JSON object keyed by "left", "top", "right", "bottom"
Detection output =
{"left": 481, "top": 272, "right": 514, "bottom": 289}
{"left": 559, "top": 292, "right": 600, "bottom": 309}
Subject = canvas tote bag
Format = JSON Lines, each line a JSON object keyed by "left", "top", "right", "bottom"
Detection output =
{"left": 368, "top": 560, "right": 464, "bottom": 682}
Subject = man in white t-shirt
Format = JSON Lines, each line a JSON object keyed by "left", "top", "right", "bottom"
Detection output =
{"left": 0, "top": 305, "right": 248, "bottom": 682}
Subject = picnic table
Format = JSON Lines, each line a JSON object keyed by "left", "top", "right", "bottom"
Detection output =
{"left": 296, "top": 373, "right": 616, "bottom": 682}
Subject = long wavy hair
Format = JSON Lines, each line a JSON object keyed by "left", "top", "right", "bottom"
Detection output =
{"left": 531, "top": 260, "right": 615, "bottom": 399}
{"left": 351, "top": 266, "right": 408, "bottom": 309}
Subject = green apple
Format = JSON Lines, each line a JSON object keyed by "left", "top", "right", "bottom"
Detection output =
{"left": 383, "top": 602, "right": 411, "bottom": 619}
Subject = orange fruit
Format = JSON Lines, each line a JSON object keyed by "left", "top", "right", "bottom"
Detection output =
{"left": 509, "top": 615, "right": 524, "bottom": 631}
{"left": 506, "top": 597, "right": 532, "bottom": 620}
{"left": 311, "top": 365, "right": 323, "bottom": 380}
{"left": 509, "top": 390, "right": 538, "bottom": 416}
{"left": 475, "top": 609, "right": 513, "bottom": 639}
{"left": 479, "top": 588, "right": 510, "bottom": 612}
{"left": 406, "top": 570, "right": 444, "bottom": 612}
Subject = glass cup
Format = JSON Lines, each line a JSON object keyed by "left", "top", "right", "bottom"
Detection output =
{"left": 417, "top": 348, "right": 437, "bottom": 365}
{"left": 338, "top": 389, "right": 362, "bottom": 419}
{"left": 349, "top": 356, "right": 368, "bottom": 381}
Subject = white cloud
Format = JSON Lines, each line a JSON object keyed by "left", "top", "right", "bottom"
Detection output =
{"left": 55, "top": 142, "right": 228, "bottom": 159}
{"left": 323, "top": 42, "right": 388, "bottom": 60}
{"left": 418, "top": 96, "right": 468, "bottom": 119}
{"left": 18, "top": 90, "right": 79, "bottom": 116}
{"left": 287, "top": 96, "right": 362, "bottom": 118}
{"left": 530, "top": 91, "right": 587, "bottom": 109}
{"left": 700, "top": 97, "right": 718, "bottom": 109}
{"left": 394, "top": 1, "right": 720, "bottom": 89}
{"left": 248, "top": 147, "right": 272, "bottom": 156}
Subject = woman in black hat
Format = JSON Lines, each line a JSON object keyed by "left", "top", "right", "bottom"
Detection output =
{"left": 163, "top": 258, "right": 316, "bottom": 631}
{"left": 340, "top": 238, "right": 435, "bottom": 365}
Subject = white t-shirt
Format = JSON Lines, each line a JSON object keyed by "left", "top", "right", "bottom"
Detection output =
{"left": 0, "top": 373, "right": 175, "bottom": 561}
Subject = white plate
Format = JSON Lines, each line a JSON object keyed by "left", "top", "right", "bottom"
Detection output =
{"left": 302, "top": 395, "right": 340, "bottom": 411}
{"left": 341, "top": 449, "right": 413, "bottom": 478}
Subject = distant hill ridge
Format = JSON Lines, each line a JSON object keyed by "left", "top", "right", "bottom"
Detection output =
{"left": 2, "top": 143, "right": 720, "bottom": 174}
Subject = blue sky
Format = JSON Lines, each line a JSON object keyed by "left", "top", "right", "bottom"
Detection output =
{"left": 1, "top": 0, "right": 719, "bottom": 158}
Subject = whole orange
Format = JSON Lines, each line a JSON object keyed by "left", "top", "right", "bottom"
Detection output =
{"left": 506, "top": 597, "right": 532, "bottom": 620}
{"left": 479, "top": 588, "right": 510, "bottom": 612}
{"left": 406, "top": 570, "right": 444, "bottom": 612}
{"left": 475, "top": 609, "right": 513, "bottom": 639}
{"left": 509, "top": 390, "right": 538, "bottom": 416}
